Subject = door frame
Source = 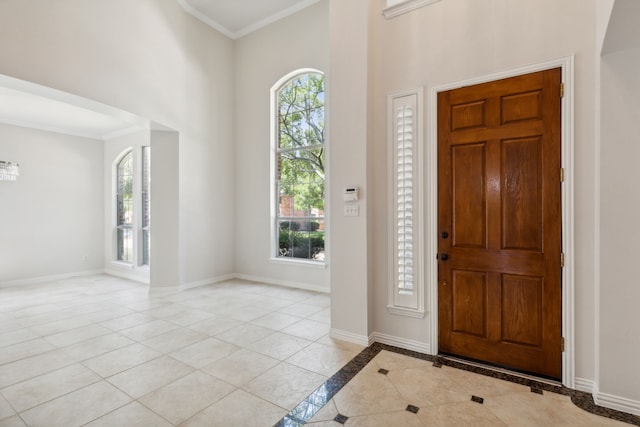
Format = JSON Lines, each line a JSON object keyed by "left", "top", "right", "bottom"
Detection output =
{"left": 426, "top": 56, "right": 575, "bottom": 388}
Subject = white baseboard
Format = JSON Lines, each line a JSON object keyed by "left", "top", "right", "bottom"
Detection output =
{"left": 330, "top": 328, "right": 370, "bottom": 347}
{"left": 0, "top": 270, "right": 327, "bottom": 294}
{"left": 179, "top": 274, "right": 236, "bottom": 291}
{"left": 595, "top": 391, "right": 640, "bottom": 416}
{"left": 0, "top": 269, "right": 105, "bottom": 288}
{"left": 328, "top": 330, "right": 432, "bottom": 356}
{"left": 149, "top": 274, "right": 237, "bottom": 294}
{"left": 575, "top": 379, "right": 640, "bottom": 416}
{"left": 574, "top": 377, "right": 596, "bottom": 394}
{"left": 370, "top": 332, "right": 432, "bottom": 355}
{"left": 234, "top": 273, "right": 329, "bottom": 294}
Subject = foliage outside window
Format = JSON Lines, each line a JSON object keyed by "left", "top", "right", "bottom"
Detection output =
{"left": 116, "top": 150, "right": 133, "bottom": 263}
{"left": 275, "top": 72, "right": 325, "bottom": 261}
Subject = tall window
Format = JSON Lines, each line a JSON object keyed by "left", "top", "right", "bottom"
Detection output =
{"left": 274, "top": 71, "right": 325, "bottom": 261}
{"left": 114, "top": 146, "right": 150, "bottom": 266}
{"left": 116, "top": 150, "right": 133, "bottom": 263}
{"left": 141, "top": 146, "right": 151, "bottom": 266}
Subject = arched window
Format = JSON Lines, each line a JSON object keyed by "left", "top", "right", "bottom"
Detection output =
{"left": 116, "top": 150, "right": 133, "bottom": 263}
{"left": 114, "top": 146, "right": 150, "bottom": 266}
{"left": 273, "top": 71, "right": 325, "bottom": 261}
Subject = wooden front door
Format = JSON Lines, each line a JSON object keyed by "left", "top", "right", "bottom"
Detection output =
{"left": 437, "top": 68, "right": 562, "bottom": 379}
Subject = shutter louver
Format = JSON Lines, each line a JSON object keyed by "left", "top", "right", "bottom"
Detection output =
{"left": 396, "top": 105, "right": 415, "bottom": 296}
{"left": 388, "top": 89, "right": 423, "bottom": 316}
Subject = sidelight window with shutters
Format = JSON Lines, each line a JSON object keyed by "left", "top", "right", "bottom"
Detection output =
{"left": 388, "top": 88, "right": 425, "bottom": 317}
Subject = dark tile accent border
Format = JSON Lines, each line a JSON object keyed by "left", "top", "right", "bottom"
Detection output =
{"left": 274, "top": 344, "right": 383, "bottom": 426}
{"left": 274, "top": 342, "right": 640, "bottom": 426}
{"left": 531, "top": 385, "right": 544, "bottom": 395}
{"left": 276, "top": 416, "right": 305, "bottom": 426}
{"left": 571, "top": 392, "right": 640, "bottom": 426}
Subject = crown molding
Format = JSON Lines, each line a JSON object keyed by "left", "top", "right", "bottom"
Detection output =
{"left": 383, "top": 0, "right": 442, "bottom": 20}
{"left": 177, "top": 0, "right": 235, "bottom": 39}
{"left": 178, "top": 0, "right": 321, "bottom": 40}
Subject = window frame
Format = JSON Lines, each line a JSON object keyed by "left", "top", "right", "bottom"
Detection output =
{"left": 270, "top": 69, "right": 327, "bottom": 264}
{"left": 112, "top": 146, "right": 150, "bottom": 269}
{"left": 115, "top": 149, "right": 134, "bottom": 264}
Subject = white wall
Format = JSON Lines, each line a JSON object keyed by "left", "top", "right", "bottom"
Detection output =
{"left": 600, "top": 47, "right": 640, "bottom": 407}
{"left": 0, "top": 123, "right": 104, "bottom": 284}
{"left": 233, "top": 0, "right": 330, "bottom": 291}
{"left": 599, "top": 0, "right": 640, "bottom": 407}
{"left": 0, "top": 0, "right": 236, "bottom": 286}
{"left": 327, "top": 0, "right": 372, "bottom": 342}
{"left": 150, "top": 130, "right": 180, "bottom": 288}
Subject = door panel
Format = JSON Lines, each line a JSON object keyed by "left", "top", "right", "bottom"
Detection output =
{"left": 501, "top": 90, "right": 542, "bottom": 124}
{"left": 438, "top": 68, "right": 562, "bottom": 379}
{"left": 501, "top": 136, "right": 542, "bottom": 251}
{"left": 451, "top": 270, "right": 487, "bottom": 338}
{"left": 501, "top": 274, "right": 542, "bottom": 347}
{"left": 452, "top": 143, "right": 487, "bottom": 248}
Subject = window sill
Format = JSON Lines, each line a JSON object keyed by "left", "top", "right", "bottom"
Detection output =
{"left": 110, "top": 261, "right": 150, "bottom": 272}
{"left": 111, "top": 261, "right": 134, "bottom": 270}
{"left": 269, "top": 258, "right": 327, "bottom": 269}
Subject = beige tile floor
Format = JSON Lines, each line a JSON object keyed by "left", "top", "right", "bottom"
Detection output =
{"left": 0, "top": 275, "right": 633, "bottom": 426}
{"left": 306, "top": 350, "right": 631, "bottom": 427}
{"left": 0, "top": 275, "right": 359, "bottom": 427}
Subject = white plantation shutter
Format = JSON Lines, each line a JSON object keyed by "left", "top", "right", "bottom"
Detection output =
{"left": 388, "top": 89, "right": 424, "bottom": 316}
{"left": 397, "top": 105, "right": 415, "bottom": 294}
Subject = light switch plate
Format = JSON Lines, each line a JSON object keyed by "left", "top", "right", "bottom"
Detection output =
{"left": 344, "top": 204, "right": 359, "bottom": 217}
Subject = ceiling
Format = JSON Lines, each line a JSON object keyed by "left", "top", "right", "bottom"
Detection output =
{"left": 0, "top": 75, "right": 148, "bottom": 141}
{"left": 602, "top": 0, "right": 640, "bottom": 55}
{"left": 178, "top": 0, "right": 320, "bottom": 39}
{"left": 0, "top": 1, "right": 318, "bottom": 139}
{"left": 0, "top": 87, "right": 144, "bottom": 140}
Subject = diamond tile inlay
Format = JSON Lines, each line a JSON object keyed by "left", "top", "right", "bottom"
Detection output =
{"left": 334, "top": 413, "right": 349, "bottom": 424}
{"left": 406, "top": 404, "right": 420, "bottom": 414}
{"left": 471, "top": 395, "right": 485, "bottom": 404}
